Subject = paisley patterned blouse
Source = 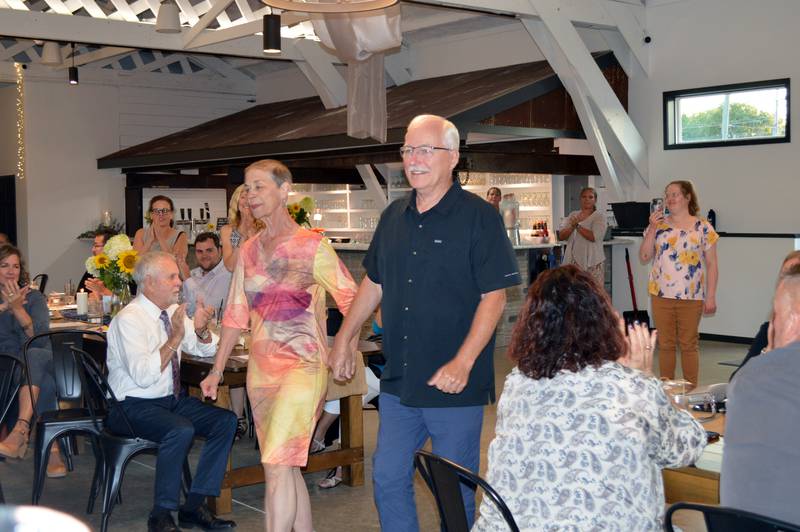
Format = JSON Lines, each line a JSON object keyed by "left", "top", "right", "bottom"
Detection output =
{"left": 647, "top": 219, "right": 718, "bottom": 300}
{"left": 473, "top": 364, "right": 706, "bottom": 532}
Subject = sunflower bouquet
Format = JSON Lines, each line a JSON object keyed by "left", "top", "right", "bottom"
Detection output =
{"left": 287, "top": 196, "right": 315, "bottom": 227}
{"left": 85, "top": 234, "right": 139, "bottom": 294}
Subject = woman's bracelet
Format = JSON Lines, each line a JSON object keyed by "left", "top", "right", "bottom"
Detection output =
{"left": 166, "top": 343, "right": 178, "bottom": 352}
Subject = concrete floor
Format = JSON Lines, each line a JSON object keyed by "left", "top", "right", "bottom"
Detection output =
{"left": 0, "top": 340, "right": 746, "bottom": 531}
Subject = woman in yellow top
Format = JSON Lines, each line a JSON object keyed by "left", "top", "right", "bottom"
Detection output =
{"left": 639, "top": 180, "right": 719, "bottom": 387}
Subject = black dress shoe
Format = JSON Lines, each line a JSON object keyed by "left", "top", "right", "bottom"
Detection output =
{"left": 147, "top": 512, "right": 180, "bottom": 532}
{"left": 178, "top": 504, "right": 236, "bottom": 530}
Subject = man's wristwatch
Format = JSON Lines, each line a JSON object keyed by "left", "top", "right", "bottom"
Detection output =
{"left": 208, "top": 367, "right": 224, "bottom": 383}
{"left": 195, "top": 327, "right": 211, "bottom": 341}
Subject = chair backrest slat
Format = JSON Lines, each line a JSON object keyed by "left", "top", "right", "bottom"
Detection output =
{"left": 0, "top": 354, "right": 23, "bottom": 428}
{"left": 414, "top": 450, "right": 520, "bottom": 532}
{"left": 666, "top": 501, "right": 800, "bottom": 532}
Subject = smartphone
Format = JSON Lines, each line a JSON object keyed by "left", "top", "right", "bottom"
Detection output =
{"left": 706, "top": 430, "right": 720, "bottom": 443}
{"left": 650, "top": 198, "right": 663, "bottom": 214}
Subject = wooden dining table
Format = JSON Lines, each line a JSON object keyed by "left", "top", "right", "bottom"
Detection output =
{"left": 180, "top": 339, "right": 381, "bottom": 515}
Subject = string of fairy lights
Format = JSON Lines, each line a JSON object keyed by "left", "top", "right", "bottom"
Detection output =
{"left": 15, "top": 63, "right": 25, "bottom": 180}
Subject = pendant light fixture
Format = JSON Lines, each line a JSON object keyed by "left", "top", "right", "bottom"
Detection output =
{"left": 68, "top": 43, "right": 78, "bottom": 85}
{"left": 263, "top": 12, "right": 281, "bottom": 54}
{"left": 41, "top": 42, "right": 62, "bottom": 66}
{"left": 156, "top": 0, "right": 181, "bottom": 33}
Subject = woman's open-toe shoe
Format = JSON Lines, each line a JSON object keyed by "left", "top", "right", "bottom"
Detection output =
{"left": 0, "top": 420, "right": 30, "bottom": 459}
{"left": 309, "top": 438, "right": 326, "bottom": 454}
{"left": 318, "top": 467, "right": 342, "bottom": 489}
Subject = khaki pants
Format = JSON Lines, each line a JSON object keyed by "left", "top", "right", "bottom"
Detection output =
{"left": 651, "top": 296, "right": 704, "bottom": 386}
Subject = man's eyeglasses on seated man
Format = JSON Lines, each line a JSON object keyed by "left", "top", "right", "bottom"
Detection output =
{"left": 399, "top": 145, "right": 453, "bottom": 159}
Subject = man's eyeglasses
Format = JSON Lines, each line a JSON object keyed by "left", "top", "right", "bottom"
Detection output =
{"left": 399, "top": 145, "right": 452, "bottom": 159}
{"left": 151, "top": 208, "right": 172, "bottom": 216}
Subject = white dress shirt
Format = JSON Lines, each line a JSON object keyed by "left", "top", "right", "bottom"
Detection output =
{"left": 181, "top": 259, "right": 232, "bottom": 317}
{"left": 107, "top": 293, "right": 218, "bottom": 400}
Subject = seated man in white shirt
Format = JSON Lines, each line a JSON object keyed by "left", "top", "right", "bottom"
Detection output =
{"left": 181, "top": 232, "right": 231, "bottom": 318}
{"left": 106, "top": 251, "right": 237, "bottom": 532}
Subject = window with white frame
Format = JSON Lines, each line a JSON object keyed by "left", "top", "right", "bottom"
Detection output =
{"left": 664, "top": 79, "right": 789, "bottom": 149}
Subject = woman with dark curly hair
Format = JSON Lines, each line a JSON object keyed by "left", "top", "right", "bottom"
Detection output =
{"left": 473, "top": 265, "right": 707, "bottom": 532}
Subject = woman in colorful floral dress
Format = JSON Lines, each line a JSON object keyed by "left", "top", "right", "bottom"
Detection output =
{"left": 201, "top": 160, "right": 357, "bottom": 532}
{"left": 639, "top": 180, "right": 718, "bottom": 387}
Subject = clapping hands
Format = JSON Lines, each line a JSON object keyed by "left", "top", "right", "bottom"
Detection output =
{"left": 618, "top": 318, "right": 657, "bottom": 377}
{"left": 2, "top": 280, "right": 29, "bottom": 311}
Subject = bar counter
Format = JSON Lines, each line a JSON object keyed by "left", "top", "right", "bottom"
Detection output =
{"left": 331, "top": 238, "right": 633, "bottom": 347}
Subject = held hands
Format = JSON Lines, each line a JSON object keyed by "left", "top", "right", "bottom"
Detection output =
{"left": 328, "top": 339, "right": 356, "bottom": 381}
{"left": 618, "top": 318, "right": 657, "bottom": 377}
{"left": 2, "top": 281, "right": 30, "bottom": 311}
{"left": 427, "top": 356, "right": 473, "bottom": 394}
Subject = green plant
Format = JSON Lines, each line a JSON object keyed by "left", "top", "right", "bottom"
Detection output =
{"left": 76, "top": 218, "right": 126, "bottom": 240}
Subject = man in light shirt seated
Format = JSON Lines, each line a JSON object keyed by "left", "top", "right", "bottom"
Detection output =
{"left": 721, "top": 264, "right": 800, "bottom": 526}
{"left": 106, "top": 251, "right": 237, "bottom": 532}
{"left": 181, "top": 232, "right": 231, "bottom": 318}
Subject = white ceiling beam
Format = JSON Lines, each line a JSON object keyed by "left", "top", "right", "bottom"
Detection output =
{"left": 3, "top": 0, "right": 29, "bottom": 10}
{"left": 183, "top": 0, "right": 235, "bottom": 48}
{"left": 1, "top": 60, "right": 255, "bottom": 93}
{"left": 0, "top": 40, "right": 36, "bottom": 61}
{"left": 233, "top": 0, "right": 252, "bottom": 21}
{"left": 42, "top": 0, "right": 72, "bottom": 15}
{"left": 523, "top": 0, "right": 648, "bottom": 186}
{"left": 0, "top": 8, "right": 305, "bottom": 60}
{"left": 520, "top": 17, "right": 623, "bottom": 197}
{"left": 174, "top": 0, "right": 200, "bottom": 24}
{"left": 294, "top": 38, "right": 347, "bottom": 109}
{"left": 108, "top": 0, "right": 139, "bottom": 21}
{"left": 356, "top": 164, "right": 389, "bottom": 208}
{"left": 56, "top": 45, "right": 135, "bottom": 68}
{"left": 400, "top": 9, "right": 480, "bottom": 33}
{"left": 191, "top": 54, "right": 253, "bottom": 82}
{"left": 384, "top": 49, "right": 411, "bottom": 85}
{"left": 79, "top": 0, "right": 108, "bottom": 18}
{"left": 408, "top": 0, "right": 616, "bottom": 29}
{"left": 600, "top": 0, "right": 649, "bottom": 76}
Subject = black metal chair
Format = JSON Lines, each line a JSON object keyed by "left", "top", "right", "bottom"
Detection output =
{"left": 414, "top": 450, "right": 519, "bottom": 532}
{"left": 665, "top": 502, "right": 800, "bottom": 532}
{"left": 73, "top": 347, "right": 192, "bottom": 532}
{"left": 22, "top": 329, "right": 107, "bottom": 505}
{"left": 0, "top": 353, "right": 24, "bottom": 504}
{"left": 30, "top": 274, "right": 48, "bottom": 294}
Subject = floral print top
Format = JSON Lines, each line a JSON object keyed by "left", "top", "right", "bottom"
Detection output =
{"left": 473, "top": 364, "right": 707, "bottom": 532}
{"left": 647, "top": 219, "right": 718, "bottom": 300}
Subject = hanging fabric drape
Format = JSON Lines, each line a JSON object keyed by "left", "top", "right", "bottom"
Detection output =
{"left": 311, "top": 6, "right": 401, "bottom": 143}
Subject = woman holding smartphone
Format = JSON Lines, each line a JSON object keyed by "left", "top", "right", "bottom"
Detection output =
{"left": 639, "top": 180, "right": 719, "bottom": 387}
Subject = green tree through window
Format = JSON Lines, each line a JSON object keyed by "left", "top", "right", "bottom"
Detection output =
{"left": 681, "top": 102, "right": 785, "bottom": 142}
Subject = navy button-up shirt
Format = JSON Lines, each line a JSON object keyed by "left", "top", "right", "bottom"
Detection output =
{"left": 364, "top": 181, "right": 521, "bottom": 407}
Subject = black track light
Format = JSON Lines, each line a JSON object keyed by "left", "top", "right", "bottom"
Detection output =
{"left": 68, "top": 43, "right": 78, "bottom": 85}
{"left": 263, "top": 13, "right": 281, "bottom": 54}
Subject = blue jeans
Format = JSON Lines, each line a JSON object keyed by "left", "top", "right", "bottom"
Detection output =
{"left": 107, "top": 394, "right": 237, "bottom": 510}
{"left": 373, "top": 392, "right": 484, "bottom": 532}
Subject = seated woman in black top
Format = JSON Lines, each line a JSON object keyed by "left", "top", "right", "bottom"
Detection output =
{"left": 0, "top": 245, "right": 66, "bottom": 477}
{"left": 731, "top": 250, "right": 800, "bottom": 381}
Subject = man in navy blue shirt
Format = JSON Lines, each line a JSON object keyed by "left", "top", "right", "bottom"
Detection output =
{"left": 329, "top": 114, "right": 520, "bottom": 531}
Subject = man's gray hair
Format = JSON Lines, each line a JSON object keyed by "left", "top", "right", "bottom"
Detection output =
{"left": 408, "top": 115, "right": 460, "bottom": 150}
{"left": 133, "top": 251, "right": 174, "bottom": 285}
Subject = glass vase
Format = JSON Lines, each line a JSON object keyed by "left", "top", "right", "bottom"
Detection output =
{"left": 110, "top": 284, "right": 132, "bottom": 317}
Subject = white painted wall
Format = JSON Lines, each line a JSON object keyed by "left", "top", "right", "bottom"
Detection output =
{"left": 18, "top": 76, "right": 254, "bottom": 292}
{"left": 0, "top": 85, "right": 16, "bottom": 175}
{"left": 616, "top": 0, "right": 800, "bottom": 337}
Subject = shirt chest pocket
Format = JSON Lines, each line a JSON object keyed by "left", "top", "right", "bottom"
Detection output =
{"left": 418, "top": 235, "right": 470, "bottom": 285}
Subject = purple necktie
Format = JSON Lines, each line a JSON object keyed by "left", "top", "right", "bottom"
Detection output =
{"left": 159, "top": 310, "right": 181, "bottom": 398}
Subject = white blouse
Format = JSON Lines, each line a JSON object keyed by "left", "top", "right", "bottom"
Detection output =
{"left": 473, "top": 363, "right": 707, "bottom": 532}
{"left": 560, "top": 210, "right": 607, "bottom": 269}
